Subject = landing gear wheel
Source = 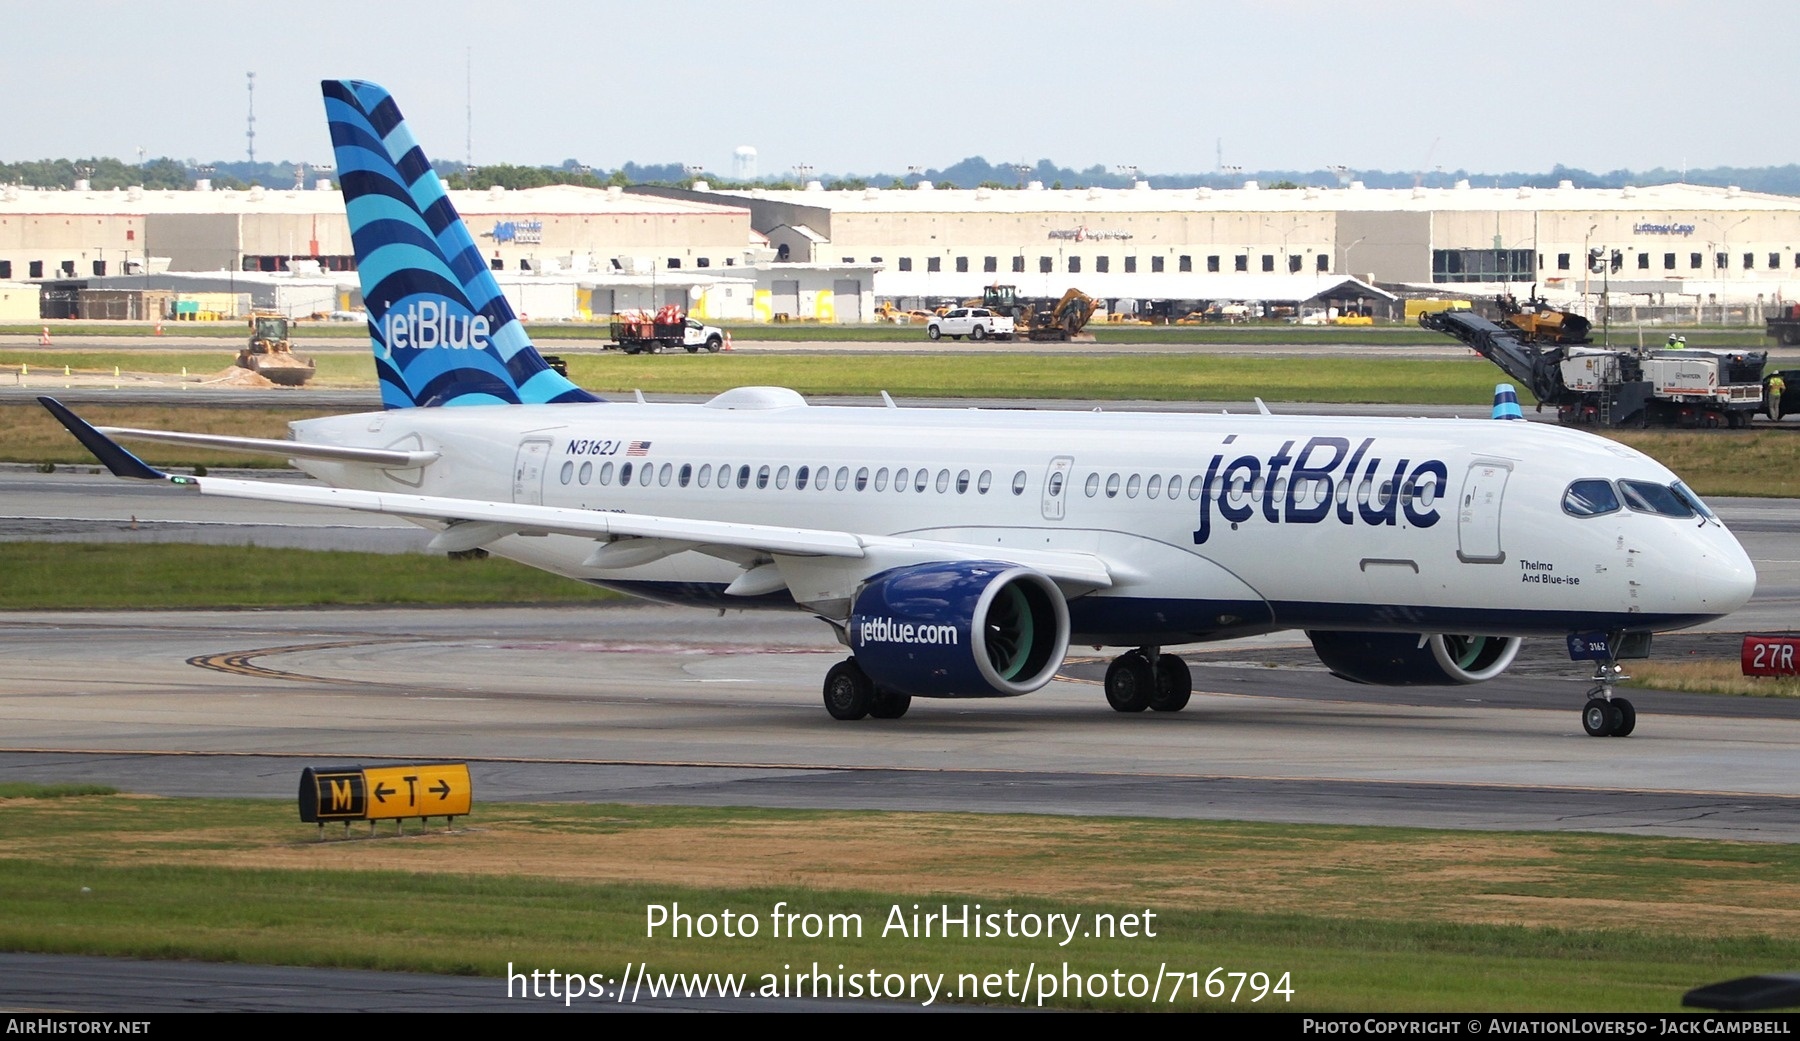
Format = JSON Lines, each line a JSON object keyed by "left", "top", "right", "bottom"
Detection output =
{"left": 870, "top": 688, "right": 912, "bottom": 719}
{"left": 1149, "top": 654, "right": 1192, "bottom": 712}
{"left": 1582, "top": 697, "right": 1622, "bottom": 737}
{"left": 1610, "top": 697, "right": 1636, "bottom": 737}
{"left": 1104, "top": 651, "right": 1154, "bottom": 713}
{"left": 970, "top": 325, "right": 987, "bottom": 341}
{"left": 823, "top": 659, "right": 874, "bottom": 720}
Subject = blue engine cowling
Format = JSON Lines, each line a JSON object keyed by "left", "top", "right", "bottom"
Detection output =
{"left": 848, "top": 561, "right": 1070, "bottom": 698}
{"left": 1306, "top": 631, "right": 1522, "bottom": 685}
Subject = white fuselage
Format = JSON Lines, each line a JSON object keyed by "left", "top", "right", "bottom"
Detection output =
{"left": 291, "top": 395, "right": 1756, "bottom": 645}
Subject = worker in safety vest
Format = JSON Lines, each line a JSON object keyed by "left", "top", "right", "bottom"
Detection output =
{"left": 1771, "top": 374, "right": 1787, "bottom": 421}
{"left": 1666, "top": 334, "right": 1687, "bottom": 349}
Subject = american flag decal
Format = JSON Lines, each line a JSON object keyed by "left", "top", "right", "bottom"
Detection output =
{"left": 626, "top": 441, "right": 652, "bottom": 456}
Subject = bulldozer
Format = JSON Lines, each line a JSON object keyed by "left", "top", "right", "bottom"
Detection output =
{"left": 979, "top": 285, "right": 1099, "bottom": 342}
{"left": 236, "top": 311, "right": 317, "bottom": 386}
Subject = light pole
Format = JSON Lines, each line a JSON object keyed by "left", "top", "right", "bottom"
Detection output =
{"left": 1342, "top": 236, "right": 1367, "bottom": 280}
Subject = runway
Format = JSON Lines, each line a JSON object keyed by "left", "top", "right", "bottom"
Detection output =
{"left": 1, "top": 598, "right": 1797, "bottom": 841}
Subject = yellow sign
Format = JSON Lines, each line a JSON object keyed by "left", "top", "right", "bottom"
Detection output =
{"left": 362, "top": 764, "right": 472, "bottom": 820}
{"left": 298, "top": 764, "right": 471, "bottom": 823}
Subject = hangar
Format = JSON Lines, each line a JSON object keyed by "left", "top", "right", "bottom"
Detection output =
{"left": 641, "top": 178, "right": 1800, "bottom": 314}
{"left": 5, "top": 173, "right": 1800, "bottom": 320}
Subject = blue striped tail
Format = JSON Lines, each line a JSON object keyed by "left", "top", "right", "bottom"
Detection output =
{"left": 322, "top": 79, "right": 599, "bottom": 409}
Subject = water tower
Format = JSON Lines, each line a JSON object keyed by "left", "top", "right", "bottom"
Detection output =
{"left": 732, "top": 146, "right": 757, "bottom": 182}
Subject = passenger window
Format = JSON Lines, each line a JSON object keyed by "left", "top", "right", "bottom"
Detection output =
{"left": 599, "top": 462, "right": 616, "bottom": 485}
{"left": 736, "top": 464, "right": 750, "bottom": 489}
{"left": 856, "top": 467, "right": 870, "bottom": 491}
{"left": 776, "top": 465, "right": 790, "bottom": 489}
{"left": 819, "top": 465, "right": 832, "bottom": 491}
{"left": 1085, "top": 473, "right": 1100, "bottom": 497}
{"left": 936, "top": 469, "right": 951, "bottom": 493}
{"left": 1187, "top": 476, "right": 1203, "bottom": 500}
{"left": 1563, "top": 479, "right": 1620, "bottom": 517}
{"left": 560, "top": 461, "right": 574, "bottom": 485}
{"left": 678, "top": 463, "right": 692, "bottom": 488}
{"left": 916, "top": 469, "right": 930, "bottom": 492}
{"left": 956, "top": 469, "right": 970, "bottom": 493}
{"left": 1105, "top": 473, "right": 1120, "bottom": 498}
{"left": 718, "top": 463, "right": 733, "bottom": 490}
{"left": 836, "top": 468, "right": 850, "bottom": 491}
{"left": 978, "top": 470, "right": 992, "bottom": 494}
{"left": 756, "top": 465, "right": 770, "bottom": 490}
{"left": 1012, "top": 470, "right": 1027, "bottom": 495}
{"left": 659, "top": 463, "right": 673, "bottom": 487}
{"left": 1126, "top": 473, "right": 1141, "bottom": 498}
{"left": 619, "top": 462, "right": 634, "bottom": 485}
{"left": 579, "top": 462, "right": 593, "bottom": 485}
{"left": 874, "top": 467, "right": 889, "bottom": 491}
{"left": 795, "top": 465, "right": 809, "bottom": 490}
{"left": 696, "top": 463, "right": 711, "bottom": 488}
{"left": 894, "top": 467, "right": 908, "bottom": 491}
{"left": 640, "top": 464, "right": 655, "bottom": 487}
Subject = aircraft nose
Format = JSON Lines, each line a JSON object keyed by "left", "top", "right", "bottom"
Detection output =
{"left": 1693, "top": 530, "right": 1758, "bottom": 615}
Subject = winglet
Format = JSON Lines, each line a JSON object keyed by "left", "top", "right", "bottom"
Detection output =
{"left": 37, "top": 397, "right": 168, "bottom": 480}
{"left": 1491, "top": 383, "right": 1525, "bottom": 421}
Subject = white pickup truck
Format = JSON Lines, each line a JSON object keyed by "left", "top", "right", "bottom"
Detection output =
{"left": 926, "top": 307, "right": 1014, "bottom": 342}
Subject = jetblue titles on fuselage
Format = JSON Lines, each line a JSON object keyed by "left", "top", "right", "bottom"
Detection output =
{"left": 1192, "top": 435, "right": 1448, "bottom": 545}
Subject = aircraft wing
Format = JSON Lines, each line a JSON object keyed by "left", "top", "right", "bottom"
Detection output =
{"left": 41, "top": 397, "right": 1114, "bottom": 592}
{"left": 96, "top": 426, "right": 439, "bottom": 468}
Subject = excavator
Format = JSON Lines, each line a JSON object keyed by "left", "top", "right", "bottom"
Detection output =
{"left": 977, "top": 285, "right": 1099, "bottom": 342}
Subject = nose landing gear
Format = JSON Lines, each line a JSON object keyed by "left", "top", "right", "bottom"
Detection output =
{"left": 1580, "top": 659, "right": 1636, "bottom": 738}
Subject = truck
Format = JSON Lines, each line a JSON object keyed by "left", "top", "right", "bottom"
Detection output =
{"left": 235, "top": 311, "right": 317, "bottom": 386}
{"left": 1421, "top": 301, "right": 1766, "bottom": 428}
{"left": 608, "top": 308, "right": 726, "bottom": 354}
{"left": 926, "top": 307, "right": 1014, "bottom": 341}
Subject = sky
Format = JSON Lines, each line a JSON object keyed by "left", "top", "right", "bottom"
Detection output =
{"left": 2, "top": 0, "right": 1793, "bottom": 180}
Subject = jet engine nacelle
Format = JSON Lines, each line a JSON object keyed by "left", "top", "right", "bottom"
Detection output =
{"left": 848, "top": 561, "right": 1070, "bottom": 698}
{"left": 1306, "top": 631, "right": 1523, "bottom": 686}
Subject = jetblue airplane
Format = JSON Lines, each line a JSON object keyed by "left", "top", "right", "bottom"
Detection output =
{"left": 41, "top": 80, "right": 1757, "bottom": 735}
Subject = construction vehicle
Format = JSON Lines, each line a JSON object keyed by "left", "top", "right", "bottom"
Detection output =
{"left": 236, "top": 311, "right": 317, "bottom": 386}
{"left": 1767, "top": 303, "right": 1800, "bottom": 346}
{"left": 608, "top": 306, "right": 725, "bottom": 354}
{"left": 1421, "top": 301, "right": 1766, "bottom": 428}
{"left": 1759, "top": 307, "right": 1800, "bottom": 419}
{"left": 1497, "top": 292, "right": 1591, "bottom": 345}
{"left": 978, "top": 285, "right": 1098, "bottom": 342}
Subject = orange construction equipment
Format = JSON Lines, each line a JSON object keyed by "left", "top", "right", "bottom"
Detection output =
{"left": 39, "top": 327, "right": 50, "bottom": 346}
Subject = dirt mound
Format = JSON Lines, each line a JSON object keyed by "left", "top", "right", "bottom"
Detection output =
{"left": 202, "top": 366, "right": 279, "bottom": 388}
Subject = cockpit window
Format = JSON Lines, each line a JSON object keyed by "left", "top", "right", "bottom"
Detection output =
{"left": 1562, "top": 479, "right": 1620, "bottom": 517}
{"left": 1619, "top": 479, "right": 1695, "bottom": 518}
{"left": 1670, "top": 481, "right": 1717, "bottom": 522}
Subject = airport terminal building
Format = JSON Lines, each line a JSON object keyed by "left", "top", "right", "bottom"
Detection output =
{"left": 4, "top": 175, "right": 1799, "bottom": 319}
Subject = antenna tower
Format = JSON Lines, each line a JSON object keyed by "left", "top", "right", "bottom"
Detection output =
{"left": 245, "top": 71, "right": 256, "bottom": 164}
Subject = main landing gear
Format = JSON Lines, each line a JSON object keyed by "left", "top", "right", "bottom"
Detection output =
{"left": 822, "top": 658, "right": 911, "bottom": 720}
{"left": 1580, "top": 658, "right": 1636, "bottom": 738}
{"left": 1103, "top": 647, "right": 1192, "bottom": 713}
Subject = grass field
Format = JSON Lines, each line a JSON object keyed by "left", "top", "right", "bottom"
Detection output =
{"left": 0, "top": 543, "right": 617, "bottom": 609}
{"left": 2, "top": 793, "right": 1796, "bottom": 1010}
{"left": 2, "top": 320, "right": 1778, "bottom": 348}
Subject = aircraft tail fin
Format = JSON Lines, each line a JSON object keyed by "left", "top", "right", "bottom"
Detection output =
{"left": 1491, "top": 383, "right": 1525, "bottom": 421}
{"left": 322, "top": 79, "right": 599, "bottom": 409}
